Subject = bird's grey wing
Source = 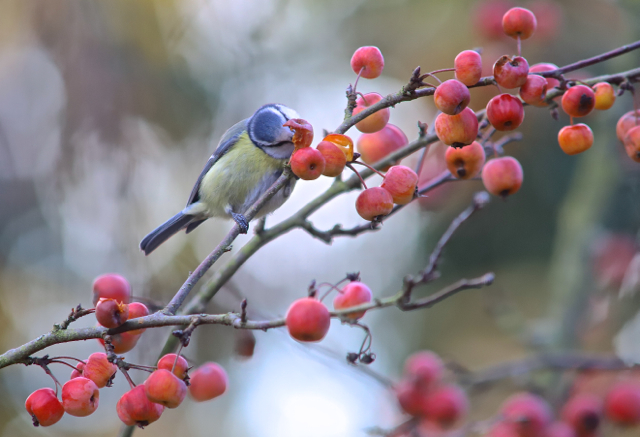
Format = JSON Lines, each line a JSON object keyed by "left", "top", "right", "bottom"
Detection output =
{"left": 186, "top": 119, "right": 249, "bottom": 207}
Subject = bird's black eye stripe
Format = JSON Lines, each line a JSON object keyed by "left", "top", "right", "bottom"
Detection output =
{"left": 264, "top": 140, "right": 294, "bottom": 148}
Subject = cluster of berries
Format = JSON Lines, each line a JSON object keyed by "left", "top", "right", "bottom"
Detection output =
{"left": 24, "top": 273, "right": 228, "bottom": 429}
{"left": 487, "top": 381, "right": 640, "bottom": 437}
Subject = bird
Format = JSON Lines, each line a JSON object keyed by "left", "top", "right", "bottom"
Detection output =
{"left": 140, "top": 103, "right": 300, "bottom": 255}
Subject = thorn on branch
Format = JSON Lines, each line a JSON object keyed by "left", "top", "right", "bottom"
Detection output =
{"left": 417, "top": 121, "right": 428, "bottom": 139}
{"left": 240, "top": 299, "right": 248, "bottom": 324}
{"left": 308, "top": 280, "right": 317, "bottom": 298}
{"left": 172, "top": 317, "right": 201, "bottom": 347}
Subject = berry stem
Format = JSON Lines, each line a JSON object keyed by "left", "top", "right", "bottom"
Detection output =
{"left": 119, "top": 367, "right": 137, "bottom": 389}
{"left": 353, "top": 67, "right": 365, "bottom": 93}
{"left": 49, "top": 355, "right": 86, "bottom": 364}
{"left": 350, "top": 160, "right": 387, "bottom": 178}
{"left": 48, "top": 359, "right": 83, "bottom": 371}
{"left": 172, "top": 346, "right": 184, "bottom": 375}
{"left": 421, "top": 72, "right": 442, "bottom": 85}
{"left": 429, "top": 68, "right": 456, "bottom": 75}
{"left": 345, "top": 163, "right": 369, "bottom": 189}
{"left": 517, "top": 35, "right": 521, "bottom": 57}
{"left": 356, "top": 92, "right": 369, "bottom": 105}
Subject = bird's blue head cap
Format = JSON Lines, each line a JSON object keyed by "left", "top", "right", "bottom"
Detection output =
{"left": 248, "top": 104, "right": 300, "bottom": 148}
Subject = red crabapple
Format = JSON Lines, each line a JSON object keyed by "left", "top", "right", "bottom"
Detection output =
{"left": 333, "top": 281, "right": 373, "bottom": 320}
{"left": 25, "top": 388, "right": 65, "bottom": 427}
{"left": 404, "top": 351, "right": 444, "bottom": 389}
{"left": 61, "top": 377, "right": 99, "bottom": 417}
{"left": 547, "top": 422, "right": 577, "bottom": 437}
{"left": 593, "top": 82, "right": 615, "bottom": 110}
{"left": 126, "top": 302, "right": 150, "bottom": 335}
{"left": 144, "top": 369, "right": 187, "bottom": 409}
{"left": 117, "top": 385, "right": 164, "bottom": 427}
{"left": 561, "top": 85, "right": 595, "bottom": 118}
{"left": 481, "top": 156, "right": 523, "bottom": 198}
{"left": 317, "top": 141, "right": 347, "bottom": 177}
{"left": 189, "top": 362, "right": 229, "bottom": 402}
{"left": 157, "top": 353, "right": 189, "bottom": 379}
{"left": 355, "top": 187, "right": 394, "bottom": 221}
{"left": 530, "top": 63, "right": 560, "bottom": 90}
{"left": 92, "top": 273, "right": 131, "bottom": 306}
{"left": 604, "top": 382, "right": 640, "bottom": 426}
{"left": 395, "top": 380, "right": 427, "bottom": 417}
{"left": 350, "top": 46, "right": 384, "bottom": 79}
{"left": 353, "top": 92, "right": 390, "bottom": 133}
{"left": 486, "top": 94, "right": 524, "bottom": 131}
{"left": 98, "top": 330, "right": 141, "bottom": 354}
{"left": 82, "top": 352, "right": 117, "bottom": 388}
{"left": 493, "top": 55, "right": 529, "bottom": 89}
{"left": 502, "top": 7, "right": 537, "bottom": 40}
{"left": 558, "top": 124, "right": 593, "bottom": 155}
{"left": 95, "top": 298, "right": 129, "bottom": 329}
{"left": 500, "top": 392, "right": 552, "bottom": 437}
{"left": 290, "top": 147, "right": 326, "bottom": 180}
{"left": 434, "top": 79, "right": 471, "bottom": 115}
{"left": 285, "top": 297, "right": 331, "bottom": 342}
{"left": 435, "top": 107, "right": 479, "bottom": 148}
{"left": 623, "top": 125, "right": 640, "bottom": 162}
{"left": 455, "top": 50, "right": 482, "bottom": 86}
{"left": 357, "top": 124, "right": 408, "bottom": 169}
{"left": 423, "top": 384, "right": 469, "bottom": 427}
{"left": 519, "top": 75, "right": 548, "bottom": 106}
{"left": 380, "top": 165, "right": 418, "bottom": 205}
{"left": 70, "top": 361, "right": 85, "bottom": 379}
{"left": 616, "top": 110, "right": 640, "bottom": 142}
{"left": 445, "top": 141, "right": 486, "bottom": 179}
{"left": 561, "top": 394, "right": 603, "bottom": 435}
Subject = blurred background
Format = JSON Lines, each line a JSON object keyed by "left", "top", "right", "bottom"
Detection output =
{"left": 0, "top": 0, "right": 639, "bottom": 435}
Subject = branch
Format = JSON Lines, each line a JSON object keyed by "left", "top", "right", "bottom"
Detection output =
{"left": 162, "top": 169, "right": 293, "bottom": 315}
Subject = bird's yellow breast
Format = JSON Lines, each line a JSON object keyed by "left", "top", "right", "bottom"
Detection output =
{"left": 197, "top": 133, "right": 284, "bottom": 217}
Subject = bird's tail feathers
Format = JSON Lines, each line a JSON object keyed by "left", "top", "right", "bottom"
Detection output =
{"left": 140, "top": 212, "right": 194, "bottom": 255}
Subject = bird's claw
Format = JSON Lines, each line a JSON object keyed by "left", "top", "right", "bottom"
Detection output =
{"left": 231, "top": 212, "right": 249, "bottom": 234}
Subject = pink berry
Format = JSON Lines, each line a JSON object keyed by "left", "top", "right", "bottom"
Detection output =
{"left": 350, "top": 46, "right": 384, "bottom": 79}
{"left": 189, "top": 362, "right": 229, "bottom": 402}
{"left": 333, "top": 281, "right": 373, "bottom": 320}
{"left": 61, "top": 377, "right": 99, "bottom": 417}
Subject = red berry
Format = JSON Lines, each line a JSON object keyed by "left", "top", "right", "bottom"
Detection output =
{"left": 98, "top": 330, "right": 141, "bottom": 354}
{"left": 529, "top": 63, "right": 560, "bottom": 90}
{"left": 353, "top": 92, "right": 390, "bottom": 133}
{"left": 25, "top": 388, "right": 65, "bottom": 427}
{"left": 494, "top": 55, "right": 529, "bottom": 89}
{"left": 317, "top": 141, "right": 347, "bottom": 177}
{"left": 380, "top": 165, "right": 418, "bottom": 205}
{"left": 333, "top": 281, "right": 373, "bottom": 320}
{"left": 546, "top": 422, "right": 577, "bottom": 437}
{"left": 481, "top": 156, "right": 523, "bottom": 198}
{"left": 285, "top": 297, "right": 331, "bottom": 342}
{"left": 486, "top": 422, "right": 521, "bottom": 437}
{"left": 445, "top": 141, "right": 486, "bottom": 179}
{"left": 435, "top": 107, "right": 479, "bottom": 148}
{"left": 404, "top": 351, "right": 444, "bottom": 389}
{"left": 70, "top": 361, "right": 85, "bottom": 379}
{"left": 616, "top": 110, "right": 640, "bottom": 142}
{"left": 561, "top": 394, "right": 603, "bottom": 435}
{"left": 558, "top": 124, "right": 593, "bottom": 155}
{"left": 423, "top": 384, "right": 469, "bottom": 427}
{"left": 83, "top": 352, "right": 117, "bottom": 388}
{"left": 502, "top": 7, "right": 537, "bottom": 40}
{"left": 95, "top": 298, "right": 129, "bottom": 329}
{"left": 455, "top": 50, "right": 483, "bottom": 86}
{"left": 126, "top": 302, "right": 150, "bottom": 335}
{"left": 350, "top": 46, "right": 384, "bottom": 79}
{"left": 487, "top": 94, "right": 524, "bottom": 131}
{"left": 357, "top": 124, "right": 408, "bottom": 169}
{"left": 157, "top": 353, "right": 189, "bottom": 379}
{"left": 92, "top": 273, "right": 131, "bottom": 306}
{"left": 605, "top": 382, "right": 640, "bottom": 425}
{"left": 117, "top": 385, "right": 164, "bottom": 427}
{"left": 623, "top": 125, "right": 640, "bottom": 162}
{"left": 500, "top": 392, "right": 552, "bottom": 437}
{"left": 144, "top": 369, "right": 187, "bottom": 409}
{"left": 355, "top": 187, "right": 394, "bottom": 221}
{"left": 189, "top": 362, "right": 229, "bottom": 402}
{"left": 434, "top": 79, "right": 471, "bottom": 115}
{"left": 519, "top": 75, "right": 548, "bottom": 106}
{"left": 290, "top": 147, "right": 326, "bottom": 180}
{"left": 561, "top": 85, "right": 595, "bottom": 118}
{"left": 593, "top": 82, "right": 615, "bottom": 110}
{"left": 61, "top": 377, "right": 99, "bottom": 417}
{"left": 395, "top": 380, "right": 427, "bottom": 417}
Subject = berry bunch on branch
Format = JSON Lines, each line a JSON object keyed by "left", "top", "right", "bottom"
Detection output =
{"left": 2, "top": 5, "right": 640, "bottom": 436}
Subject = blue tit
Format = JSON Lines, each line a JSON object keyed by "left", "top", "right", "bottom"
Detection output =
{"left": 140, "top": 103, "right": 300, "bottom": 255}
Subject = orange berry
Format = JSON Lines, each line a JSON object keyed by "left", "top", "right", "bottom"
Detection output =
{"left": 593, "top": 82, "right": 615, "bottom": 110}
{"left": 445, "top": 141, "right": 486, "bottom": 179}
{"left": 558, "top": 124, "right": 593, "bottom": 155}
{"left": 481, "top": 156, "right": 523, "bottom": 198}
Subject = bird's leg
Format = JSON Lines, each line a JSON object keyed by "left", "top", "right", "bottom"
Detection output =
{"left": 230, "top": 212, "right": 249, "bottom": 234}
